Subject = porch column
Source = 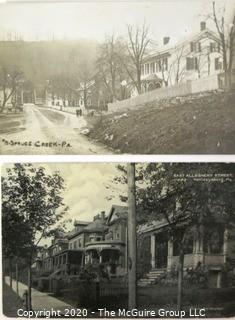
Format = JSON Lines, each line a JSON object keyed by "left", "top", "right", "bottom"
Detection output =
{"left": 223, "top": 228, "right": 229, "bottom": 263}
{"left": 217, "top": 271, "right": 222, "bottom": 288}
{"left": 150, "top": 234, "right": 156, "bottom": 268}
{"left": 167, "top": 237, "right": 173, "bottom": 271}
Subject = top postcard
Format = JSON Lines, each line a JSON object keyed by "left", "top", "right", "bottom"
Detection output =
{"left": 0, "top": 0, "right": 234, "bottom": 155}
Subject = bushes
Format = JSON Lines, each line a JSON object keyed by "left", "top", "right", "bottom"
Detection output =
{"left": 158, "top": 262, "right": 209, "bottom": 288}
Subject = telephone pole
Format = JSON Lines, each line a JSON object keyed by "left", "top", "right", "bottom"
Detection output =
{"left": 127, "top": 163, "right": 137, "bottom": 310}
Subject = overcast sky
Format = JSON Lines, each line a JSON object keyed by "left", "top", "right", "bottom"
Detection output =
{"left": 2, "top": 163, "right": 126, "bottom": 224}
{"left": 0, "top": 0, "right": 233, "bottom": 43}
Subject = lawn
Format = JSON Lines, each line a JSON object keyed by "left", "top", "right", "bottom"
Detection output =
{"left": 137, "top": 286, "right": 235, "bottom": 317}
{"left": 2, "top": 282, "right": 23, "bottom": 317}
{"left": 88, "top": 90, "right": 235, "bottom": 154}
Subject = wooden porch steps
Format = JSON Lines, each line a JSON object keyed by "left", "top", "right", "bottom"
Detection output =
{"left": 138, "top": 268, "right": 166, "bottom": 287}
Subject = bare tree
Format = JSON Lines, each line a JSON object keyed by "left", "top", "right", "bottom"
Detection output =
{"left": 96, "top": 35, "right": 127, "bottom": 102}
{"left": 210, "top": 1, "right": 234, "bottom": 87}
{"left": 173, "top": 46, "right": 187, "bottom": 85}
{"left": 0, "top": 66, "right": 23, "bottom": 111}
{"left": 121, "top": 23, "right": 151, "bottom": 94}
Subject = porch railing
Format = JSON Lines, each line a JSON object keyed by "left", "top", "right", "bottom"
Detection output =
{"left": 169, "top": 253, "right": 225, "bottom": 269}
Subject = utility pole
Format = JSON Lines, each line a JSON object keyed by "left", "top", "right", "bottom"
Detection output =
{"left": 127, "top": 163, "right": 137, "bottom": 310}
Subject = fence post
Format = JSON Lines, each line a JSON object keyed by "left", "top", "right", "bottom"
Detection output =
{"left": 23, "top": 290, "right": 29, "bottom": 311}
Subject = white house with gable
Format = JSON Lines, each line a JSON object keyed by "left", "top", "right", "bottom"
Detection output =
{"left": 138, "top": 22, "right": 223, "bottom": 94}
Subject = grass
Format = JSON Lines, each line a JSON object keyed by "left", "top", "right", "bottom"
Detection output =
{"left": 2, "top": 282, "right": 23, "bottom": 317}
{"left": 88, "top": 91, "right": 235, "bottom": 154}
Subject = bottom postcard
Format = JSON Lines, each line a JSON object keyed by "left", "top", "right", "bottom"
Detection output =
{"left": 1, "top": 162, "right": 235, "bottom": 318}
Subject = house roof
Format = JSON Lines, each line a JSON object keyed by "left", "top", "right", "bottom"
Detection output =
{"left": 83, "top": 218, "right": 108, "bottom": 233}
{"left": 143, "top": 28, "right": 220, "bottom": 63}
{"left": 107, "top": 205, "right": 128, "bottom": 224}
{"left": 74, "top": 220, "right": 91, "bottom": 226}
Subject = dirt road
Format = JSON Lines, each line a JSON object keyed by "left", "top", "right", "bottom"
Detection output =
{"left": 0, "top": 105, "right": 111, "bottom": 154}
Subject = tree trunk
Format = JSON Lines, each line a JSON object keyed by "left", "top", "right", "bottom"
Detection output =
{"left": 177, "top": 248, "right": 184, "bottom": 311}
{"left": 136, "top": 70, "right": 142, "bottom": 94}
{"left": 9, "top": 258, "right": 13, "bottom": 288}
{"left": 16, "top": 261, "right": 19, "bottom": 295}
{"left": 27, "top": 259, "right": 32, "bottom": 310}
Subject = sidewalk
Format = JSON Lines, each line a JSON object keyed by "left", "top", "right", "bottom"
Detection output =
{"left": 4, "top": 276, "right": 73, "bottom": 312}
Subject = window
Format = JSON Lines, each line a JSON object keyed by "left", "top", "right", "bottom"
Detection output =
{"left": 186, "top": 57, "right": 198, "bottom": 70}
{"left": 210, "top": 42, "right": 216, "bottom": 53}
{"left": 150, "top": 62, "right": 155, "bottom": 74}
{"left": 215, "top": 58, "right": 222, "bottom": 70}
{"left": 190, "top": 42, "right": 196, "bottom": 52}
{"left": 191, "top": 42, "right": 201, "bottom": 53}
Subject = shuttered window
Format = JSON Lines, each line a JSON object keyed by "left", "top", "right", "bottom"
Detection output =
{"left": 186, "top": 57, "right": 198, "bottom": 70}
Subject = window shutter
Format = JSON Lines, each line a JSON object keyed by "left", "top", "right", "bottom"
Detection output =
{"left": 210, "top": 43, "right": 213, "bottom": 52}
{"left": 198, "top": 42, "right": 202, "bottom": 52}
{"left": 186, "top": 57, "right": 192, "bottom": 70}
{"left": 194, "top": 57, "right": 198, "bottom": 70}
{"left": 190, "top": 42, "right": 194, "bottom": 52}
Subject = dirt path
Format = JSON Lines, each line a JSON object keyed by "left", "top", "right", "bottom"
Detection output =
{"left": 0, "top": 105, "right": 111, "bottom": 155}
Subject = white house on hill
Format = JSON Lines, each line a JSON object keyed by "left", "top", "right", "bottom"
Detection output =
{"left": 140, "top": 22, "right": 223, "bottom": 93}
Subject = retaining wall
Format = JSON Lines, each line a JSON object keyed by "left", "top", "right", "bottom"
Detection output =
{"left": 108, "top": 74, "right": 220, "bottom": 113}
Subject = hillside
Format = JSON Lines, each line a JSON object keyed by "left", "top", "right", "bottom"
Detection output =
{"left": 0, "top": 40, "right": 97, "bottom": 84}
{"left": 88, "top": 91, "right": 235, "bottom": 154}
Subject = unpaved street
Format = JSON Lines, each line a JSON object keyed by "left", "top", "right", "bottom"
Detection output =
{"left": 0, "top": 105, "right": 111, "bottom": 154}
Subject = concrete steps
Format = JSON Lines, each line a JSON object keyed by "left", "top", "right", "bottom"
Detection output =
{"left": 138, "top": 268, "right": 166, "bottom": 287}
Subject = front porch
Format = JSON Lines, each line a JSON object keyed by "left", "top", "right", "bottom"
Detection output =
{"left": 149, "top": 228, "right": 228, "bottom": 288}
{"left": 84, "top": 240, "right": 127, "bottom": 277}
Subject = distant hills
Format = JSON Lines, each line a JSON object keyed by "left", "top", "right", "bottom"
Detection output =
{"left": 0, "top": 40, "right": 98, "bottom": 85}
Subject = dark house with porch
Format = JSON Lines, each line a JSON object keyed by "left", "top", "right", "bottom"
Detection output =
{"left": 137, "top": 217, "right": 235, "bottom": 288}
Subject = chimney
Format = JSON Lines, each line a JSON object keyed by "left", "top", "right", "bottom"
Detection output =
{"left": 200, "top": 21, "right": 206, "bottom": 31}
{"left": 163, "top": 37, "right": 170, "bottom": 45}
{"left": 101, "top": 211, "right": 105, "bottom": 220}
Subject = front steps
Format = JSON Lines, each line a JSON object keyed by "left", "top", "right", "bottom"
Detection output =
{"left": 138, "top": 268, "right": 166, "bottom": 286}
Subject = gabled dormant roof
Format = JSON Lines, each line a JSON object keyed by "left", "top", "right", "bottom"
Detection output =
{"left": 107, "top": 205, "right": 128, "bottom": 225}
